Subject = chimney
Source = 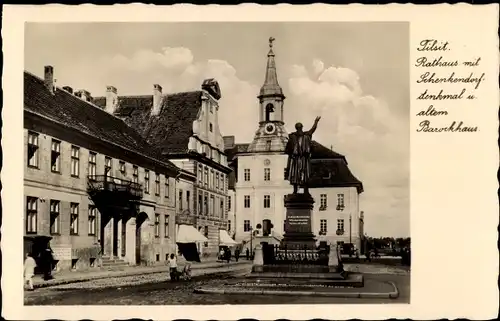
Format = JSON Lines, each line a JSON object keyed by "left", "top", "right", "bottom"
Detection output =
{"left": 223, "top": 136, "right": 235, "bottom": 149}
{"left": 44, "top": 66, "right": 55, "bottom": 93}
{"left": 152, "top": 84, "right": 163, "bottom": 116}
{"left": 105, "top": 86, "right": 118, "bottom": 114}
{"left": 62, "top": 86, "right": 73, "bottom": 94}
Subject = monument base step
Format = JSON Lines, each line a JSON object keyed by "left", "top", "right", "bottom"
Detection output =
{"left": 244, "top": 272, "right": 364, "bottom": 288}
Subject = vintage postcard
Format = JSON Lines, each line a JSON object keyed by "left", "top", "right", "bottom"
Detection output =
{"left": 2, "top": 3, "right": 498, "bottom": 321}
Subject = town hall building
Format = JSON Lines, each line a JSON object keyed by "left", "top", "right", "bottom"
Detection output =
{"left": 224, "top": 38, "right": 364, "bottom": 250}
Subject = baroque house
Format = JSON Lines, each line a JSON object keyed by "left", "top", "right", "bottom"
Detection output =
{"left": 93, "top": 79, "right": 232, "bottom": 257}
{"left": 224, "top": 39, "right": 365, "bottom": 250}
{"left": 24, "top": 66, "right": 182, "bottom": 272}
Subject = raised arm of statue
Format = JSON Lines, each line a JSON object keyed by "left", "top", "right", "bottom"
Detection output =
{"left": 308, "top": 116, "right": 321, "bottom": 135}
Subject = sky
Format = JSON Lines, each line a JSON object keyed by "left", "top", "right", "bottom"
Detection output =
{"left": 25, "top": 22, "right": 410, "bottom": 237}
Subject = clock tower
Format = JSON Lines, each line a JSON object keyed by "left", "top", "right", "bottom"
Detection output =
{"left": 247, "top": 37, "right": 288, "bottom": 153}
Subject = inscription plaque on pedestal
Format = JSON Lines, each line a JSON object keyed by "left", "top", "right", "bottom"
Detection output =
{"left": 282, "top": 193, "right": 317, "bottom": 250}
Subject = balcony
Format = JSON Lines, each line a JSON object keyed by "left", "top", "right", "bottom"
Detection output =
{"left": 87, "top": 175, "right": 143, "bottom": 201}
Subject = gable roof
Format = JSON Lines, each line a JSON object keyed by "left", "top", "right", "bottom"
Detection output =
{"left": 95, "top": 91, "right": 203, "bottom": 154}
{"left": 24, "top": 71, "right": 179, "bottom": 173}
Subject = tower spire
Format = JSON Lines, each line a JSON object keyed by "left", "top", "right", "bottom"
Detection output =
{"left": 259, "top": 36, "right": 284, "bottom": 98}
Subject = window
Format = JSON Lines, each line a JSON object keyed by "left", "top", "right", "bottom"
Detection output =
{"left": 70, "top": 203, "right": 79, "bottom": 235}
{"left": 88, "top": 206, "right": 97, "bottom": 235}
{"left": 210, "top": 195, "right": 215, "bottom": 215}
{"left": 204, "top": 194, "right": 208, "bottom": 215}
{"left": 198, "top": 165, "right": 203, "bottom": 184}
{"left": 228, "top": 220, "right": 231, "bottom": 232}
{"left": 155, "top": 214, "right": 160, "bottom": 237}
{"left": 210, "top": 170, "right": 214, "bottom": 189}
{"left": 320, "top": 194, "right": 327, "bottom": 210}
{"left": 204, "top": 167, "right": 208, "bottom": 186}
{"left": 209, "top": 123, "right": 213, "bottom": 132}
{"left": 320, "top": 219, "right": 328, "bottom": 234}
{"left": 144, "top": 170, "right": 150, "bottom": 194}
{"left": 51, "top": 140, "right": 61, "bottom": 173}
{"left": 220, "top": 199, "right": 224, "bottom": 217}
{"left": 179, "top": 190, "right": 183, "bottom": 211}
{"left": 264, "top": 168, "right": 271, "bottom": 181}
{"left": 26, "top": 197, "right": 37, "bottom": 234}
{"left": 228, "top": 196, "right": 232, "bottom": 211}
{"left": 132, "top": 166, "right": 138, "bottom": 184}
{"left": 216, "top": 172, "right": 219, "bottom": 189}
{"left": 105, "top": 157, "right": 112, "bottom": 176}
{"left": 70, "top": 146, "right": 80, "bottom": 177}
{"left": 88, "top": 152, "right": 97, "bottom": 180}
{"left": 198, "top": 193, "right": 203, "bottom": 214}
{"left": 155, "top": 173, "right": 160, "bottom": 196}
{"left": 244, "top": 169, "right": 250, "bottom": 181}
{"left": 165, "top": 177, "right": 170, "bottom": 198}
{"left": 204, "top": 226, "right": 209, "bottom": 238}
{"left": 164, "top": 215, "right": 169, "bottom": 237}
{"left": 244, "top": 195, "right": 251, "bottom": 208}
{"left": 50, "top": 200, "right": 60, "bottom": 234}
{"left": 266, "top": 140, "right": 272, "bottom": 150}
{"left": 119, "top": 161, "right": 126, "bottom": 175}
{"left": 337, "top": 194, "right": 345, "bottom": 210}
{"left": 27, "top": 132, "right": 39, "bottom": 168}
{"left": 186, "top": 191, "right": 191, "bottom": 210}
{"left": 220, "top": 174, "right": 225, "bottom": 191}
{"left": 264, "top": 195, "right": 271, "bottom": 208}
{"left": 337, "top": 219, "right": 345, "bottom": 232}
{"left": 244, "top": 220, "right": 251, "bottom": 232}
{"left": 284, "top": 167, "right": 288, "bottom": 179}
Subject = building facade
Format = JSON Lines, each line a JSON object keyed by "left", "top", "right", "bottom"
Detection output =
{"left": 24, "top": 67, "right": 181, "bottom": 272}
{"left": 93, "top": 79, "right": 232, "bottom": 257}
{"left": 225, "top": 38, "right": 364, "bottom": 249}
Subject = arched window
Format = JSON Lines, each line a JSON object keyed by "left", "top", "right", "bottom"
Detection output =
{"left": 265, "top": 103, "right": 275, "bottom": 122}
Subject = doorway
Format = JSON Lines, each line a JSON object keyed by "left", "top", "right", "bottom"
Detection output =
{"left": 135, "top": 212, "right": 148, "bottom": 265}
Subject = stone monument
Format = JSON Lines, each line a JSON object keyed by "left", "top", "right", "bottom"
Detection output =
{"left": 281, "top": 117, "right": 321, "bottom": 250}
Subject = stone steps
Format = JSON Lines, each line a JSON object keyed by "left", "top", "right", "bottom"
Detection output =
{"left": 101, "top": 256, "right": 129, "bottom": 269}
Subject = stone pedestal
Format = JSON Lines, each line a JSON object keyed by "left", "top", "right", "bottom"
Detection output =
{"left": 281, "top": 193, "right": 316, "bottom": 250}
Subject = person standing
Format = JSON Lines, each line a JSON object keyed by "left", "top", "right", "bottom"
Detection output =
{"left": 246, "top": 248, "right": 250, "bottom": 260}
{"left": 167, "top": 253, "right": 178, "bottom": 282}
{"left": 41, "top": 248, "right": 54, "bottom": 280}
{"left": 24, "top": 253, "right": 37, "bottom": 291}
{"left": 235, "top": 248, "right": 240, "bottom": 262}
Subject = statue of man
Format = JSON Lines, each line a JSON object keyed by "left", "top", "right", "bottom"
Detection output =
{"left": 285, "top": 116, "right": 321, "bottom": 194}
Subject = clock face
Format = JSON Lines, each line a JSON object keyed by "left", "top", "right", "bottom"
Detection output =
{"left": 264, "top": 159, "right": 271, "bottom": 166}
{"left": 265, "top": 123, "right": 276, "bottom": 134}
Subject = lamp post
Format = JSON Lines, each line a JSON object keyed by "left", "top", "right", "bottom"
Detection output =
{"left": 349, "top": 214, "right": 352, "bottom": 257}
{"left": 249, "top": 226, "right": 253, "bottom": 257}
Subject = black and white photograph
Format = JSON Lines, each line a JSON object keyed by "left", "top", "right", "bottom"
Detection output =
{"left": 21, "top": 21, "right": 411, "bottom": 305}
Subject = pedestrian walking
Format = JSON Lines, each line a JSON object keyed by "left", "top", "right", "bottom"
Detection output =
{"left": 167, "top": 253, "right": 179, "bottom": 282}
{"left": 225, "top": 248, "right": 231, "bottom": 263}
{"left": 24, "top": 253, "right": 37, "bottom": 291}
{"left": 246, "top": 248, "right": 249, "bottom": 260}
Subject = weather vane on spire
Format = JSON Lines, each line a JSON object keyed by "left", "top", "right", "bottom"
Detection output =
{"left": 269, "top": 36, "right": 275, "bottom": 48}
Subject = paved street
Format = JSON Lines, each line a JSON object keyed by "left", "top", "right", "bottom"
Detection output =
{"left": 25, "top": 263, "right": 410, "bottom": 305}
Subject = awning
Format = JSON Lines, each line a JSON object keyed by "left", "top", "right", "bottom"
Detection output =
{"left": 176, "top": 224, "right": 208, "bottom": 243}
{"left": 219, "top": 229, "right": 238, "bottom": 246}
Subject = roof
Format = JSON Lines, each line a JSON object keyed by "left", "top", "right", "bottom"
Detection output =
{"left": 224, "top": 139, "right": 362, "bottom": 193}
{"left": 310, "top": 141, "right": 346, "bottom": 162}
{"left": 24, "top": 71, "right": 179, "bottom": 173}
{"left": 96, "top": 91, "right": 203, "bottom": 154}
{"left": 309, "top": 159, "right": 364, "bottom": 193}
